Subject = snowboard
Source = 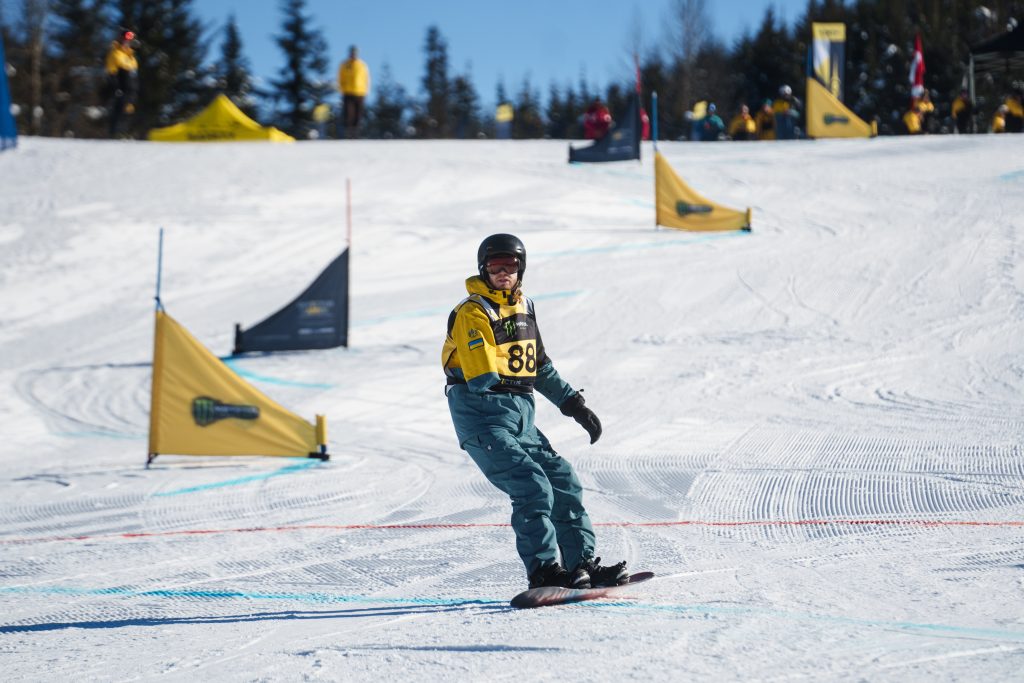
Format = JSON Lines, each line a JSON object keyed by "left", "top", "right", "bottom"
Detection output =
{"left": 510, "top": 571, "right": 655, "bottom": 609}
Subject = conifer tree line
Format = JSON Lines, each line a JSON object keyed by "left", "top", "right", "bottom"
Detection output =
{"left": 2, "top": 0, "right": 1021, "bottom": 139}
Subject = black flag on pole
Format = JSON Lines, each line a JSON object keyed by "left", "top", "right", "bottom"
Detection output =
{"left": 234, "top": 249, "right": 349, "bottom": 353}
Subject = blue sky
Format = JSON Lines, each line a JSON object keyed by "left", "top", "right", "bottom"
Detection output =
{"left": 193, "top": 0, "right": 808, "bottom": 107}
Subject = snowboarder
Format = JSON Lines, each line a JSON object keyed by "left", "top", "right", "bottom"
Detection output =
{"left": 442, "top": 234, "right": 628, "bottom": 590}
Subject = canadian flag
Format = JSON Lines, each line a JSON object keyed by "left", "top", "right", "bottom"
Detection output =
{"left": 909, "top": 34, "right": 925, "bottom": 99}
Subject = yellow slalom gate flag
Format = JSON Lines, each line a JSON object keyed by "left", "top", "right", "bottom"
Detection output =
{"left": 148, "top": 309, "right": 326, "bottom": 458}
{"left": 805, "top": 78, "right": 876, "bottom": 139}
{"left": 654, "top": 152, "right": 751, "bottom": 232}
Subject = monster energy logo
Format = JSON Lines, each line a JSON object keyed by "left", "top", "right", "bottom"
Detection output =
{"left": 676, "top": 201, "right": 713, "bottom": 216}
{"left": 192, "top": 397, "right": 260, "bottom": 426}
{"left": 504, "top": 319, "right": 517, "bottom": 338}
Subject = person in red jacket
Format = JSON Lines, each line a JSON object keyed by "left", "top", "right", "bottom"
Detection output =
{"left": 583, "top": 97, "right": 612, "bottom": 139}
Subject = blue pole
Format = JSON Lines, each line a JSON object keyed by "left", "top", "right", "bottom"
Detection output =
{"left": 652, "top": 91, "right": 659, "bottom": 153}
{"left": 155, "top": 228, "right": 164, "bottom": 311}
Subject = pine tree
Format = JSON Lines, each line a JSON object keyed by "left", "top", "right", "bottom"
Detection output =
{"left": 269, "top": 0, "right": 331, "bottom": 138}
{"left": 450, "top": 69, "right": 480, "bottom": 138}
{"left": 49, "top": 0, "right": 112, "bottom": 137}
{"left": 214, "top": 13, "right": 257, "bottom": 117}
{"left": 9, "top": 0, "right": 49, "bottom": 136}
{"left": 365, "top": 62, "right": 408, "bottom": 139}
{"left": 113, "top": 0, "right": 212, "bottom": 137}
{"left": 416, "top": 25, "right": 450, "bottom": 138}
{"left": 512, "top": 77, "right": 543, "bottom": 138}
{"left": 545, "top": 83, "right": 565, "bottom": 138}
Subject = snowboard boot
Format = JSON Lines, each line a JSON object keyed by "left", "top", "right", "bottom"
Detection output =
{"left": 576, "top": 556, "right": 629, "bottom": 587}
{"left": 528, "top": 562, "right": 591, "bottom": 590}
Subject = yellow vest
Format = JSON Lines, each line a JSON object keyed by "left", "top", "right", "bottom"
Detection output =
{"left": 442, "top": 277, "right": 544, "bottom": 393}
{"left": 992, "top": 113, "right": 1007, "bottom": 133}
{"left": 338, "top": 59, "right": 370, "bottom": 96}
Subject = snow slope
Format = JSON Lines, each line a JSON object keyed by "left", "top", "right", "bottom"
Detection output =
{"left": 2, "top": 135, "right": 1024, "bottom": 680}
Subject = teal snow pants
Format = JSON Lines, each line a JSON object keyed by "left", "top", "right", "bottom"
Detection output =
{"left": 448, "top": 386, "right": 596, "bottom": 576}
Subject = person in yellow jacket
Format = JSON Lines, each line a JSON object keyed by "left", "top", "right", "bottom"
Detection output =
{"left": 903, "top": 102, "right": 922, "bottom": 135}
{"left": 916, "top": 91, "right": 935, "bottom": 133}
{"left": 337, "top": 45, "right": 370, "bottom": 138}
{"left": 754, "top": 99, "right": 775, "bottom": 140}
{"left": 992, "top": 104, "right": 1008, "bottom": 134}
{"left": 951, "top": 89, "right": 972, "bottom": 134}
{"left": 104, "top": 28, "right": 139, "bottom": 138}
{"left": 442, "top": 233, "right": 628, "bottom": 591}
{"left": 728, "top": 104, "right": 757, "bottom": 140}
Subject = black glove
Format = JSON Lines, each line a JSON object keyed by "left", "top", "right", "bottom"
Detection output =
{"left": 560, "top": 391, "right": 602, "bottom": 444}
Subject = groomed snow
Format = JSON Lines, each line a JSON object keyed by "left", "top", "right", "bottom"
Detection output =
{"left": 1, "top": 135, "right": 1023, "bottom": 680}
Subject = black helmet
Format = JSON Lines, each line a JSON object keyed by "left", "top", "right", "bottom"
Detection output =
{"left": 477, "top": 233, "right": 526, "bottom": 281}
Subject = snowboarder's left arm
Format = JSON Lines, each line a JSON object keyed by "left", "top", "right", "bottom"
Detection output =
{"left": 534, "top": 360, "right": 575, "bottom": 407}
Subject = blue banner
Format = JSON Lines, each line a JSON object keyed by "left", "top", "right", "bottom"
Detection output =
{"left": 0, "top": 35, "right": 17, "bottom": 151}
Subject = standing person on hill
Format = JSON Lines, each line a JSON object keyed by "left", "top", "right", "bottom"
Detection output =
{"left": 773, "top": 85, "right": 801, "bottom": 140}
{"left": 337, "top": 45, "right": 370, "bottom": 138}
{"left": 951, "top": 89, "right": 973, "bottom": 134}
{"left": 903, "top": 101, "right": 923, "bottom": 135}
{"left": 442, "top": 234, "right": 627, "bottom": 590}
{"left": 104, "top": 28, "right": 138, "bottom": 138}
{"left": 728, "top": 104, "right": 757, "bottom": 141}
{"left": 916, "top": 91, "right": 936, "bottom": 133}
{"left": 755, "top": 99, "right": 776, "bottom": 140}
{"left": 583, "top": 97, "right": 612, "bottom": 139}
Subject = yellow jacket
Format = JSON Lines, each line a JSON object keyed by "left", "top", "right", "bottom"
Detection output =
{"left": 1006, "top": 97, "right": 1024, "bottom": 118}
{"left": 754, "top": 109, "right": 775, "bottom": 140}
{"left": 903, "top": 109, "right": 922, "bottom": 134}
{"left": 952, "top": 96, "right": 970, "bottom": 118}
{"left": 105, "top": 42, "right": 138, "bottom": 75}
{"left": 728, "top": 113, "right": 757, "bottom": 138}
{"left": 992, "top": 112, "right": 1007, "bottom": 133}
{"left": 443, "top": 277, "right": 544, "bottom": 394}
{"left": 338, "top": 58, "right": 370, "bottom": 96}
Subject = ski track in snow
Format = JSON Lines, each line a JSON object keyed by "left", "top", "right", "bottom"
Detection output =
{"left": 1, "top": 137, "right": 1024, "bottom": 680}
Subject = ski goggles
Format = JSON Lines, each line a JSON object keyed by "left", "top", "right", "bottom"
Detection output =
{"left": 485, "top": 257, "right": 520, "bottom": 275}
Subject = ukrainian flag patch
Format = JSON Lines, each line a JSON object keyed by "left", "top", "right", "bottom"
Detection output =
{"left": 467, "top": 338, "right": 484, "bottom": 351}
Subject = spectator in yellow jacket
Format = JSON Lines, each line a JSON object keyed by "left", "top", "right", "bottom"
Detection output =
{"left": 728, "top": 104, "right": 757, "bottom": 140}
{"left": 951, "top": 89, "right": 972, "bottom": 134}
{"left": 916, "top": 91, "right": 935, "bottom": 133}
{"left": 104, "top": 28, "right": 138, "bottom": 138}
{"left": 903, "top": 102, "right": 922, "bottom": 135}
{"left": 338, "top": 45, "right": 370, "bottom": 138}
{"left": 992, "top": 104, "right": 1008, "bottom": 134}
{"left": 754, "top": 99, "right": 775, "bottom": 140}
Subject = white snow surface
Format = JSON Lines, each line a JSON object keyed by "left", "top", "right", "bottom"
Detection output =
{"left": 2, "top": 136, "right": 1024, "bottom": 681}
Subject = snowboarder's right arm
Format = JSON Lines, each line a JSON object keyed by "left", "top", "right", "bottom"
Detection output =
{"left": 451, "top": 302, "right": 500, "bottom": 393}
